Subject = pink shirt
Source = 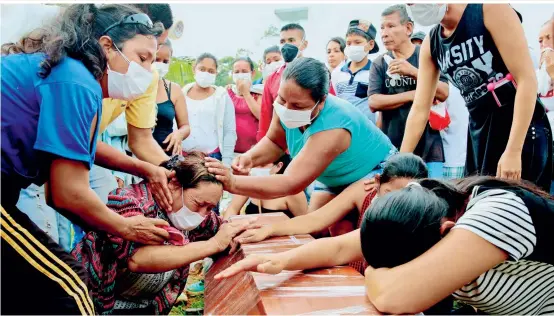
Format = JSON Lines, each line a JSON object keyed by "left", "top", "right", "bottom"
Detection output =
{"left": 228, "top": 89, "right": 259, "bottom": 153}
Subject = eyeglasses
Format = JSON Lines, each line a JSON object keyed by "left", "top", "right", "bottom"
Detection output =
{"left": 102, "top": 13, "right": 154, "bottom": 35}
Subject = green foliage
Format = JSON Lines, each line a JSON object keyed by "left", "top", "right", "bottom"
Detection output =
{"left": 261, "top": 25, "right": 280, "bottom": 39}
{"left": 216, "top": 56, "right": 235, "bottom": 87}
{"left": 166, "top": 48, "right": 263, "bottom": 87}
{"left": 165, "top": 56, "right": 195, "bottom": 87}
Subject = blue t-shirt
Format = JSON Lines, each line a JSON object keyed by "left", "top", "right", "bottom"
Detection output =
{"left": 1, "top": 53, "right": 102, "bottom": 188}
{"left": 284, "top": 95, "right": 395, "bottom": 188}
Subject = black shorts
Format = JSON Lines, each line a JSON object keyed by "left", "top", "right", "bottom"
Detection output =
{"left": 1, "top": 183, "right": 94, "bottom": 315}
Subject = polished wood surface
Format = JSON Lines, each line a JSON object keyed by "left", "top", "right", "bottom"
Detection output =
{"left": 205, "top": 213, "right": 379, "bottom": 315}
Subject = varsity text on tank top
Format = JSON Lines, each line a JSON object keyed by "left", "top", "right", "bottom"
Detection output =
{"left": 429, "top": 4, "right": 510, "bottom": 104}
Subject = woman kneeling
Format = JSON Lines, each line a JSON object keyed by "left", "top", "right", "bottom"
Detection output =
{"left": 72, "top": 152, "right": 248, "bottom": 314}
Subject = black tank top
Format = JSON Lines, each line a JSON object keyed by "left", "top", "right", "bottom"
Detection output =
{"left": 244, "top": 201, "right": 294, "bottom": 219}
{"left": 475, "top": 185, "right": 554, "bottom": 265}
{"left": 153, "top": 79, "right": 176, "bottom": 152}
{"left": 430, "top": 4, "right": 511, "bottom": 104}
{"left": 429, "top": 4, "right": 552, "bottom": 190}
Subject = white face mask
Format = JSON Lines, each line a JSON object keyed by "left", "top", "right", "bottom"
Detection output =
{"left": 262, "top": 60, "right": 285, "bottom": 79}
{"left": 538, "top": 49, "right": 553, "bottom": 95}
{"left": 107, "top": 45, "right": 153, "bottom": 101}
{"left": 232, "top": 72, "right": 252, "bottom": 84}
{"left": 344, "top": 45, "right": 368, "bottom": 63}
{"left": 167, "top": 191, "right": 206, "bottom": 231}
{"left": 195, "top": 71, "right": 216, "bottom": 88}
{"left": 407, "top": 4, "right": 447, "bottom": 26}
{"left": 274, "top": 99, "right": 320, "bottom": 129}
{"left": 250, "top": 168, "right": 272, "bottom": 177}
{"left": 153, "top": 62, "right": 170, "bottom": 78}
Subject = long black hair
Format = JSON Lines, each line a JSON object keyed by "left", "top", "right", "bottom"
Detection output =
{"left": 273, "top": 154, "right": 292, "bottom": 175}
{"left": 360, "top": 175, "right": 551, "bottom": 269}
{"left": 2, "top": 4, "right": 163, "bottom": 79}
{"left": 379, "top": 153, "right": 428, "bottom": 184}
{"left": 283, "top": 57, "right": 329, "bottom": 102}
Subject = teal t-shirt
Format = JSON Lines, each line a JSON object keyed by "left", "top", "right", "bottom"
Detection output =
{"left": 284, "top": 95, "right": 395, "bottom": 188}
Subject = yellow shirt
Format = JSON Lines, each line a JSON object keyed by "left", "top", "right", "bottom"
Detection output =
{"left": 99, "top": 70, "right": 159, "bottom": 133}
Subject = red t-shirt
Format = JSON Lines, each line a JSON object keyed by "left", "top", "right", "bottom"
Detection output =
{"left": 348, "top": 190, "right": 376, "bottom": 275}
{"left": 256, "top": 63, "right": 336, "bottom": 146}
{"left": 227, "top": 88, "right": 259, "bottom": 153}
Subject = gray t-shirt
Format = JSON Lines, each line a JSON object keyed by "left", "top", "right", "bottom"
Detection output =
{"left": 368, "top": 45, "right": 446, "bottom": 162}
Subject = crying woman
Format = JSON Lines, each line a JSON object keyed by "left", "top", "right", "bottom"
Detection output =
{"left": 71, "top": 152, "right": 250, "bottom": 315}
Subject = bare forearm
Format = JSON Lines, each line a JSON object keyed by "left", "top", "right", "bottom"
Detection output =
{"left": 129, "top": 240, "right": 219, "bottom": 273}
{"left": 50, "top": 179, "right": 126, "bottom": 237}
{"left": 270, "top": 210, "right": 338, "bottom": 237}
{"left": 401, "top": 37, "right": 441, "bottom": 154}
{"left": 178, "top": 125, "right": 191, "bottom": 140}
{"left": 224, "top": 195, "right": 248, "bottom": 220}
{"left": 95, "top": 141, "right": 148, "bottom": 178}
{"left": 400, "top": 105, "right": 429, "bottom": 153}
{"left": 245, "top": 137, "right": 284, "bottom": 167}
{"left": 281, "top": 233, "right": 359, "bottom": 271}
{"left": 506, "top": 78, "right": 537, "bottom": 152}
{"left": 369, "top": 91, "right": 415, "bottom": 112}
{"left": 232, "top": 175, "right": 303, "bottom": 199}
{"left": 435, "top": 81, "right": 450, "bottom": 102}
{"left": 243, "top": 94, "right": 261, "bottom": 119}
{"left": 129, "top": 135, "right": 169, "bottom": 165}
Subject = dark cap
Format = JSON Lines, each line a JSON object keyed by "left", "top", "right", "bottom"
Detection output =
{"left": 411, "top": 31, "right": 426, "bottom": 42}
{"left": 347, "top": 19, "right": 379, "bottom": 54}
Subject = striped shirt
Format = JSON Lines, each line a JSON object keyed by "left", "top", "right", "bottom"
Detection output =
{"left": 452, "top": 187, "right": 554, "bottom": 315}
{"left": 332, "top": 60, "right": 375, "bottom": 123}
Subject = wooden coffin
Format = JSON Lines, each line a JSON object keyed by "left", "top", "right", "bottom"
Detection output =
{"left": 205, "top": 213, "right": 379, "bottom": 315}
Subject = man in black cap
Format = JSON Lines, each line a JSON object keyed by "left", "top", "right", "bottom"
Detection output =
{"left": 410, "top": 31, "right": 426, "bottom": 45}
{"left": 332, "top": 19, "right": 380, "bottom": 122}
{"left": 368, "top": 4, "right": 449, "bottom": 178}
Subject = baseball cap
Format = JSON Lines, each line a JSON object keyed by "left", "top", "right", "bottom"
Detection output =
{"left": 347, "top": 19, "right": 379, "bottom": 54}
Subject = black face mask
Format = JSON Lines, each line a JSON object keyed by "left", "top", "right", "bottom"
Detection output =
{"left": 280, "top": 43, "right": 299, "bottom": 63}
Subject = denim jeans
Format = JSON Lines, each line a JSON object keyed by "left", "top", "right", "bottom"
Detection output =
{"left": 89, "top": 164, "right": 118, "bottom": 203}
{"left": 16, "top": 184, "right": 85, "bottom": 252}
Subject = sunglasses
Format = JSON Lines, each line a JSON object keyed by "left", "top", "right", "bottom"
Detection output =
{"left": 166, "top": 155, "right": 185, "bottom": 170}
{"left": 102, "top": 13, "right": 154, "bottom": 35}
